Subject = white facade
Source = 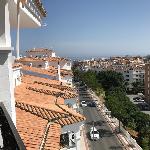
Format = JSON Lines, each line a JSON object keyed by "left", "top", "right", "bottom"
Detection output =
{"left": 21, "top": 60, "right": 49, "bottom": 69}
{"left": 0, "top": 0, "right": 16, "bottom": 124}
{"left": 61, "top": 121, "right": 84, "bottom": 150}
{"left": 0, "top": 0, "right": 46, "bottom": 124}
{"left": 12, "top": 67, "right": 22, "bottom": 88}
{"left": 48, "top": 60, "right": 72, "bottom": 71}
{"left": 61, "top": 75, "right": 73, "bottom": 87}
{"left": 8, "top": 0, "right": 45, "bottom": 28}
{"left": 123, "top": 69, "right": 145, "bottom": 89}
{"left": 65, "top": 98, "right": 79, "bottom": 111}
{"left": 26, "top": 49, "right": 55, "bottom": 58}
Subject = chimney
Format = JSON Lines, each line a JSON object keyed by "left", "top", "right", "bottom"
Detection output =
{"left": 57, "top": 61, "right": 61, "bottom": 81}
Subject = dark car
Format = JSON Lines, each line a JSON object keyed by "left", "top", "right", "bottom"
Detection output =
{"left": 88, "top": 102, "right": 96, "bottom": 107}
{"left": 133, "top": 97, "right": 140, "bottom": 100}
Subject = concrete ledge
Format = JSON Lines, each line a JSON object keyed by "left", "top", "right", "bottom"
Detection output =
{"left": 0, "top": 47, "right": 14, "bottom": 51}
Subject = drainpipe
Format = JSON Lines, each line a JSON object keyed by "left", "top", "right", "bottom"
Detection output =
{"left": 16, "top": 0, "right": 20, "bottom": 59}
{"left": 57, "top": 61, "right": 61, "bottom": 81}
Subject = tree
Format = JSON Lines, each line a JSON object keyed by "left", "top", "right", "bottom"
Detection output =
{"left": 131, "top": 81, "right": 144, "bottom": 94}
{"left": 97, "top": 70, "right": 125, "bottom": 92}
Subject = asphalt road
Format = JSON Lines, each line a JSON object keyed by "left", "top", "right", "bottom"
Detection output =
{"left": 79, "top": 90, "right": 123, "bottom": 150}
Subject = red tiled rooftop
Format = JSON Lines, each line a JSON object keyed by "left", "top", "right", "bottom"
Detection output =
{"left": 16, "top": 108, "right": 61, "bottom": 150}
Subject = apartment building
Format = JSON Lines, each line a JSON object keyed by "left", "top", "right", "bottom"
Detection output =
{"left": 121, "top": 67, "right": 145, "bottom": 90}
{"left": 26, "top": 48, "right": 56, "bottom": 58}
{"left": 145, "top": 63, "right": 150, "bottom": 104}
{"left": 0, "top": 0, "right": 46, "bottom": 124}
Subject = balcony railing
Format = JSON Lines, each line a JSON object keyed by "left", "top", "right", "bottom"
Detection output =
{"left": 23, "top": 0, "right": 46, "bottom": 23}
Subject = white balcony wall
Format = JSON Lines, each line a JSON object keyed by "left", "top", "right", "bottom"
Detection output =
{"left": 13, "top": 67, "right": 22, "bottom": 88}
{"left": 8, "top": 0, "right": 43, "bottom": 28}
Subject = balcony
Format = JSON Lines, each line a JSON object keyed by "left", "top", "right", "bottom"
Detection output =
{"left": 8, "top": 0, "right": 46, "bottom": 28}
{"left": 0, "top": 102, "right": 25, "bottom": 149}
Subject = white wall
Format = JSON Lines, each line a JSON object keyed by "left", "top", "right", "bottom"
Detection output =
{"left": 61, "top": 121, "right": 84, "bottom": 150}
{"left": 65, "top": 98, "right": 78, "bottom": 110}
{"left": 51, "top": 52, "right": 56, "bottom": 57}
{"left": 13, "top": 68, "right": 21, "bottom": 88}
{"left": 123, "top": 69, "right": 145, "bottom": 89}
{"left": 20, "top": 61, "right": 48, "bottom": 69}
{"left": 26, "top": 51, "right": 53, "bottom": 58}
{"left": 61, "top": 75, "right": 73, "bottom": 87}
{"left": 48, "top": 60, "right": 72, "bottom": 70}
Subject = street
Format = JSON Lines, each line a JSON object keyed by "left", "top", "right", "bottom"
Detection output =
{"left": 79, "top": 89, "right": 124, "bottom": 150}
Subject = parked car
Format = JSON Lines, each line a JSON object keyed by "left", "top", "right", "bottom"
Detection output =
{"left": 88, "top": 102, "right": 96, "bottom": 107}
{"left": 138, "top": 99, "right": 145, "bottom": 102}
{"left": 133, "top": 97, "right": 140, "bottom": 100}
{"left": 80, "top": 101, "right": 87, "bottom": 107}
{"left": 90, "top": 127, "right": 100, "bottom": 140}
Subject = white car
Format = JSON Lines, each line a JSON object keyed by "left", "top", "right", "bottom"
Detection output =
{"left": 90, "top": 127, "right": 100, "bottom": 140}
{"left": 80, "top": 101, "right": 87, "bottom": 107}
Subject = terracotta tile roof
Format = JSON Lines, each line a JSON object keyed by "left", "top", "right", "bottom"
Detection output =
{"left": 44, "top": 123, "right": 61, "bottom": 150}
{"left": 22, "top": 75, "right": 61, "bottom": 85}
{"left": 34, "top": 80, "right": 74, "bottom": 92}
{"left": 15, "top": 70, "right": 85, "bottom": 149}
{"left": 16, "top": 56, "right": 70, "bottom": 63}
{"left": 16, "top": 57, "right": 44, "bottom": 62}
{"left": 21, "top": 75, "right": 76, "bottom": 97}
{"left": 16, "top": 108, "right": 48, "bottom": 149}
{"left": 16, "top": 101, "right": 85, "bottom": 126}
{"left": 21, "top": 65, "right": 72, "bottom": 80}
{"left": 21, "top": 65, "right": 56, "bottom": 77}
{"left": 16, "top": 102, "right": 68, "bottom": 121}
{"left": 12, "top": 63, "right": 23, "bottom": 69}
{"left": 26, "top": 85, "right": 77, "bottom": 99}
{"left": 16, "top": 108, "right": 61, "bottom": 150}
{"left": 15, "top": 84, "right": 60, "bottom": 105}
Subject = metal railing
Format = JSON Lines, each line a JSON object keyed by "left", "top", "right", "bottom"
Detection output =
{"left": 25, "top": 0, "right": 43, "bottom": 23}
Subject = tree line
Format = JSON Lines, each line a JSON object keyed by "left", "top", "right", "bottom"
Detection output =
{"left": 73, "top": 68, "right": 150, "bottom": 150}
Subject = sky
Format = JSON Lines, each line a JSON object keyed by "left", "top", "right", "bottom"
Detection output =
{"left": 11, "top": 0, "right": 150, "bottom": 59}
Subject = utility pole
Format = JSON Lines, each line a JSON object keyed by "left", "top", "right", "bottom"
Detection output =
{"left": 93, "top": 121, "right": 94, "bottom": 141}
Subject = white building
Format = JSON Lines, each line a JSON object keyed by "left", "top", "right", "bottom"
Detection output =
{"left": 26, "top": 48, "right": 56, "bottom": 58}
{"left": 122, "top": 67, "right": 145, "bottom": 90}
{"left": 0, "top": 0, "right": 46, "bottom": 124}
{"left": 12, "top": 64, "right": 22, "bottom": 88}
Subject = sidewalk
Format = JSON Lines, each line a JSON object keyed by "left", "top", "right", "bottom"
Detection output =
{"left": 89, "top": 90, "right": 141, "bottom": 150}
{"left": 80, "top": 125, "right": 89, "bottom": 150}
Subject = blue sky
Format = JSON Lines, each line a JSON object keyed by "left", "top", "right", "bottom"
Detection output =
{"left": 11, "top": 0, "right": 150, "bottom": 59}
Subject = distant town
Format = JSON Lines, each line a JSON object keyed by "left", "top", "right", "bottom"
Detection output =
{"left": 1, "top": 0, "right": 150, "bottom": 150}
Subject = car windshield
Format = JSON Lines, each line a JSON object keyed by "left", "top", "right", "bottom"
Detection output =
{"left": 82, "top": 101, "right": 86, "bottom": 104}
{"left": 91, "top": 131, "right": 98, "bottom": 134}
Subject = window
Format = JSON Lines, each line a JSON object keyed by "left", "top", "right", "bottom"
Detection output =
{"left": 67, "top": 62, "right": 70, "bottom": 66}
{"left": 38, "top": 65, "right": 42, "bottom": 67}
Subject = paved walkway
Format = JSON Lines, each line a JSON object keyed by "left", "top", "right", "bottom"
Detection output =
{"left": 80, "top": 125, "right": 89, "bottom": 150}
